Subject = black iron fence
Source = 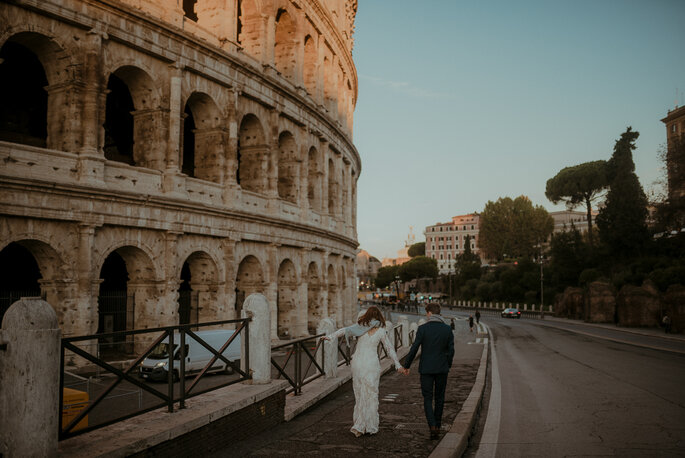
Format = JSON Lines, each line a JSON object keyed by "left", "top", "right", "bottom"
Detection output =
{"left": 59, "top": 318, "right": 250, "bottom": 440}
{"left": 271, "top": 333, "right": 325, "bottom": 395}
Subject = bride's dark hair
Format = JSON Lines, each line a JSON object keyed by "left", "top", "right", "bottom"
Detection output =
{"left": 358, "top": 306, "right": 386, "bottom": 327}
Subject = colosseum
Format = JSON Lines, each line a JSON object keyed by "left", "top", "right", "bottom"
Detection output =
{"left": 0, "top": 0, "right": 360, "bottom": 344}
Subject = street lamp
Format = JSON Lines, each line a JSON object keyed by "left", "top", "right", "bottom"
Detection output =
{"left": 537, "top": 244, "right": 545, "bottom": 319}
{"left": 394, "top": 275, "right": 401, "bottom": 301}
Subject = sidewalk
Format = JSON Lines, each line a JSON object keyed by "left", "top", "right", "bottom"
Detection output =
{"left": 543, "top": 315, "right": 685, "bottom": 341}
{"left": 214, "top": 322, "right": 485, "bottom": 457}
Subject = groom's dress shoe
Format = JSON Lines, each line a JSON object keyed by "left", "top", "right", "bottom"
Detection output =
{"left": 430, "top": 426, "right": 440, "bottom": 439}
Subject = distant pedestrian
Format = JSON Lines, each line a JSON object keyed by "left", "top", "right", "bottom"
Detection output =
{"left": 468, "top": 314, "right": 474, "bottom": 332}
{"left": 450, "top": 317, "right": 455, "bottom": 330}
{"left": 475, "top": 310, "right": 481, "bottom": 324}
{"left": 662, "top": 315, "right": 672, "bottom": 334}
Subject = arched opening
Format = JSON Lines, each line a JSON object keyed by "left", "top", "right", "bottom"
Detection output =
{"left": 278, "top": 131, "right": 298, "bottom": 203}
{"left": 303, "top": 35, "right": 317, "bottom": 96}
{"left": 0, "top": 242, "right": 42, "bottom": 323}
{"left": 183, "top": 92, "right": 224, "bottom": 183}
{"left": 238, "top": 0, "right": 262, "bottom": 59}
{"left": 104, "top": 66, "right": 160, "bottom": 170}
{"left": 182, "top": 104, "right": 196, "bottom": 176}
{"left": 308, "top": 147, "right": 320, "bottom": 211}
{"left": 183, "top": 0, "right": 198, "bottom": 21}
{"left": 0, "top": 40, "right": 48, "bottom": 147}
{"left": 327, "top": 264, "right": 339, "bottom": 326}
{"left": 103, "top": 74, "right": 135, "bottom": 164}
{"left": 178, "top": 261, "right": 196, "bottom": 325}
{"left": 98, "top": 251, "right": 131, "bottom": 356}
{"left": 238, "top": 114, "right": 268, "bottom": 193}
{"left": 235, "top": 255, "right": 264, "bottom": 318}
{"left": 277, "top": 259, "right": 298, "bottom": 338}
{"left": 178, "top": 251, "right": 219, "bottom": 323}
{"left": 307, "top": 262, "right": 322, "bottom": 334}
{"left": 274, "top": 9, "right": 297, "bottom": 82}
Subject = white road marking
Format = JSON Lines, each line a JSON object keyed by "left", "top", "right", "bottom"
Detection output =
{"left": 475, "top": 323, "right": 501, "bottom": 458}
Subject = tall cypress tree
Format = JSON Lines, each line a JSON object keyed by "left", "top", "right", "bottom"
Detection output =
{"left": 596, "top": 127, "right": 649, "bottom": 256}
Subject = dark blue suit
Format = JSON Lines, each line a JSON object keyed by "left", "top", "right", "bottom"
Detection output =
{"left": 403, "top": 319, "right": 455, "bottom": 428}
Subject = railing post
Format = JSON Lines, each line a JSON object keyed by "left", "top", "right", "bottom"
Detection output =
{"left": 317, "top": 318, "right": 337, "bottom": 378}
{"left": 242, "top": 293, "right": 271, "bottom": 383}
{"left": 179, "top": 328, "right": 186, "bottom": 409}
{"left": 167, "top": 330, "right": 174, "bottom": 413}
{"left": 295, "top": 342, "right": 301, "bottom": 395}
{"left": 398, "top": 315, "right": 409, "bottom": 348}
{"left": 0, "top": 298, "right": 60, "bottom": 456}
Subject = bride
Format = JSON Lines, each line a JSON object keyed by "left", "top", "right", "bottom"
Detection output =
{"left": 324, "top": 306, "right": 403, "bottom": 436}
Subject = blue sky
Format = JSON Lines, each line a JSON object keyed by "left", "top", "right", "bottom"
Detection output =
{"left": 352, "top": 0, "right": 685, "bottom": 260}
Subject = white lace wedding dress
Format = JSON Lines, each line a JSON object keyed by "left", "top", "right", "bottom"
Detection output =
{"left": 329, "top": 326, "right": 402, "bottom": 435}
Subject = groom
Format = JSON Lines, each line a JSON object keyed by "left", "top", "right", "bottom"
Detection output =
{"left": 401, "top": 303, "right": 455, "bottom": 439}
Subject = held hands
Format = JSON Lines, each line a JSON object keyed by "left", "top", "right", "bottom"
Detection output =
{"left": 397, "top": 367, "right": 410, "bottom": 376}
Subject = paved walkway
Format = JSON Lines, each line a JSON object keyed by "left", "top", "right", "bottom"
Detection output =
{"left": 213, "top": 321, "right": 484, "bottom": 457}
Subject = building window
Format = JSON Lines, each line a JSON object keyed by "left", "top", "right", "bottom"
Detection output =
{"left": 439, "top": 254, "right": 443, "bottom": 260}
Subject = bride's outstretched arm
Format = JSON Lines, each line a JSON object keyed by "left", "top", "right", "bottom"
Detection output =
{"left": 325, "top": 327, "right": 346, "bottom": 340}
{"left": 382, "top": 328, "right": 402, "bottom": 370}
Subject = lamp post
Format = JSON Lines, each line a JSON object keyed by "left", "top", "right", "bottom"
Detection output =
{"left": 394, "top": 275, "right": 401, "bottom": 301}
{"left": 537, "top": 244, "right": 545, "bottom": 319}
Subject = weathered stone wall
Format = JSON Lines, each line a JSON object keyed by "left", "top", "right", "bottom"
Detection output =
{"left": 555, "top": 287, "right": 584, "bottom": 319}
{"left": 663, "top": 285, "right": 685, "bottom": 333}
{"left": 616, "top": 281, "right": 661, "bottom": 327}
{"left": 0, "top": 0, "right": 360, "bottom": 340}
{"left": 584, "top": 282, "right": 616, "bottom": 323}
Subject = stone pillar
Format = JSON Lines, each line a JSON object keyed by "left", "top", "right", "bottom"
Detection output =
{"left": 76, "top": 24, "right": 108, "bottom": 185}
{"left": 266, "top": 109, "right": 280, "bottom": 206}
{"left": 242, "top": 293, "right": 270, "bottom": 384}
{"left": 77, "top": 224, "right": 98, "bottom": 335}
{"left": 385, "top": 320, "right": 394, "bottom": 348}
{"left": 398, "top": 315, "right": 409, "bottom": 348}
{"left": 317, "top": 317, "right": 337, "bottom": 379}
{"left": 266, "top": 244, "right": 279, "bottom": 340}
{"left": 265, "top": 14, "right": 276, "bottom": 67}
{"left": 223, "top": 88, "right": 240, "bottom": 204}
{"left": 0, "top": 298, "right": 60, "bottom": 457}
{"left": 409, "top": 321, "right": 419, "bottom": 344}
{"left": 222, "top": 238, "right": 238, "bottom": 319}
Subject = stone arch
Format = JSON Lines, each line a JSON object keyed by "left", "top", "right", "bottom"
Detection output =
{"left": 238, "top": 113, "right": 268, "bottom": 193}
{"left": 235, "top": 255, "right": 264, "bottom": 317}
{"left": 103, "top": 65, "right": 163, "bottom": 170}
{"left": 327, "top": 263, "right": 340, "bottom": 325}
{"left": 178, "top": 250, "right": 220, "bottom": 324}
{"left": 303, "top": 35, "right": 317, "bottom": 95}
{"left": 97, "top": 245, "right": 157, "bottom": 355}
{"left": 0, "top": 239, "right": 63, "bottom": 325}
{"left": 307, "top": 146, "right": 321, "bottom": 211}
{"left": 274, "top": 8, "right": 297, "bottom": 82}
{"left": 183, "top": 92, "right": 225, "bottom": 183}
{"left": 0, "top": 32, "right": 68, "bottom": 149}
{"left": 238, "top": 0, "right": 264, "bottom": 60}
{"left": 307, "top": 261, "right": 323, "bottom": 334}
{"left": 277, "top": 130, "right": 298, "bottom": 203}
{"left": 277, "top": 258, "right": 298, "bottom": 338}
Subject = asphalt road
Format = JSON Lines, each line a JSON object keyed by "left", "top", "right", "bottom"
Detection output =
{"left": 468, "top": 316, "right": 685, "bottom": 457}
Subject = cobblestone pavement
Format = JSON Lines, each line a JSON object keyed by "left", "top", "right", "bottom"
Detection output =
{"left": 216, "top": 324, "right": 483, "bottom": 457}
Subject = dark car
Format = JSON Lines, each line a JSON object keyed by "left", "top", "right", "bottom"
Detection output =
{"left": 501, "top": 308, "right": 521, "bottom": 319}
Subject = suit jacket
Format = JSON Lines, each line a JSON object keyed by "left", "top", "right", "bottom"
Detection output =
{"left": 403, "top": 319, "right": 455, "bottom": 374}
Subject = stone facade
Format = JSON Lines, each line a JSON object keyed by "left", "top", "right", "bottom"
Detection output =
{"left": 425, "top": 214, "right": 481, "bottom": 274}
{"left": 0, "top": 0, "right": 360, "bottom": 340}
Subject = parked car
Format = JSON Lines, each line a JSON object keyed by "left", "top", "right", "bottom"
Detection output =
{"left": 501, "top": 308, "right": 521, "bottom": 319}
{"left": 139, "top": 329, "right": 240, "bottom": 382}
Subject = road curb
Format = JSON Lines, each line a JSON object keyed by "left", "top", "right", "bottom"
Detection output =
{"left": 429, "top": 328, "right": 489, "bottom": 458}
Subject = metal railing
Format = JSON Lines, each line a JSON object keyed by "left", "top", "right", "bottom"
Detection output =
{"left": 271, "top": 333, "right": 325, "bottom": 395}
{"left": 59, "top": 317, "right": 250, "bottom": 440}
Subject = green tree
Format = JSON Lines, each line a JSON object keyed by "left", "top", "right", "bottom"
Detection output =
{"left": 407, "top": 242, "right": 425, "bottom": 257}
{"left": 374, "top": 265, "right": 399, "bottom": 289}
{"left": 596, "top": 127, "right": 649, "bottom": 256}
{"left": 545, "top": 160, "right": 609, "bottom": 245}
{"left": 454, "top": 234, "right": 481, "bottom": 284}
{"left": 479, "top": 196, "right": 554, "bottom": 260}
{"left": 399, "top": 256, "right": 438, "bottom": 282}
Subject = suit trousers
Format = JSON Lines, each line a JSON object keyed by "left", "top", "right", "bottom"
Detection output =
{"left": 420, "top": 373, "right": 448, "bottom": 428}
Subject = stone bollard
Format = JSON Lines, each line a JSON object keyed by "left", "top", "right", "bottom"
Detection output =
{"left": 0, "top": 298, "right": 60, "bottom": 458}
{"left": 385, "top": 320, "right": 394, "bottom": 348}
{"left": 317, "top": 318, "right": 338, "bottom": 379}
{"left": 398, "top": 315, "right": 409, "bottom": 348}
{"left": 242, "top": 293, "right": 271, "bottom": 384}
{"left": 418, "top": 318, "right": 426, "bottom": 326}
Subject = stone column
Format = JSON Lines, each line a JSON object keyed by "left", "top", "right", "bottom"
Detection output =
{"left": 317, "top": 317, "right": 337, "bottom": 379}
{"left": 223, "top": 88, "right": 239, "bottom": 204}
{"left": 77, "top": 224, "right": 98, "bottom": 335}
{"left": 242, "top": 293, "right": 271, "bottom": 384}
{"left": 266, "top": 109, "right": 280, "bottom": 205}
{"left": 265, "top": 13, "right": 276, "bottom": 67}
{"left": 163, "top": 63, "right": 184, "bottom": 194}
{"left": 76, "top": 24, "right": 108, "bottom": 184}
{"left": 0, "top": 298, "right": 60, "bottom": 457}
{"left": 222, "top": 238, "right": 238, "bottom": 319}
{"left": 266, "top": 243, "right": 279, "bottom": 340}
